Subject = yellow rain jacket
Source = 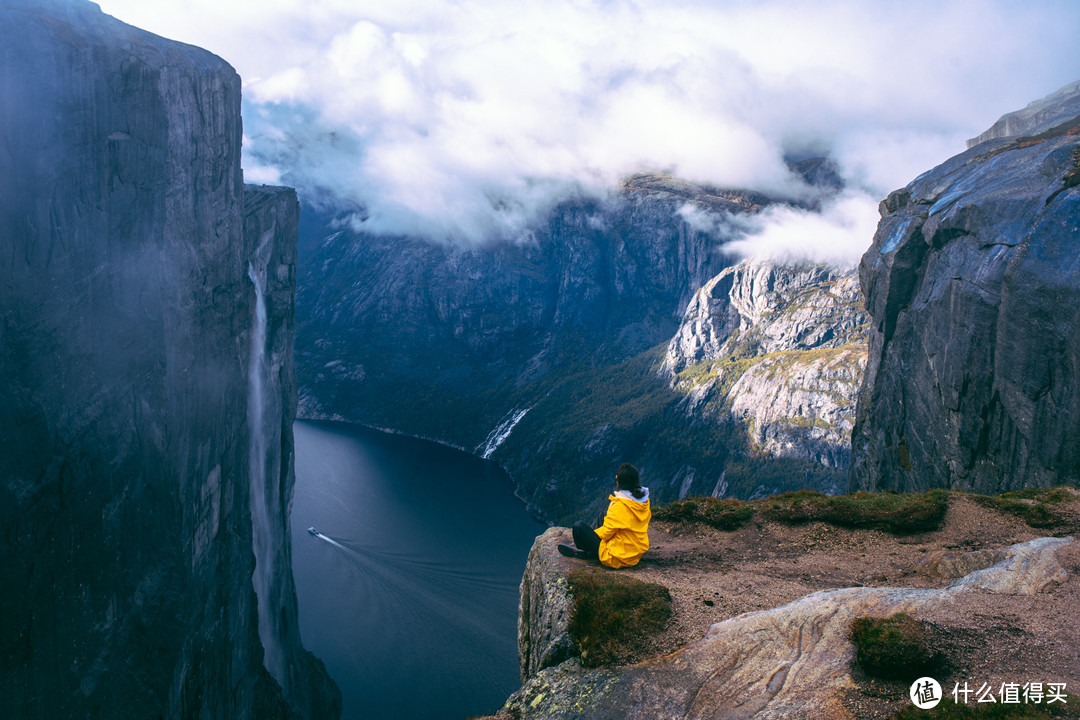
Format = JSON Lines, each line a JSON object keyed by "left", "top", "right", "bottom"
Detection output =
{"left": 596, "top": 488, "right": 651, "bottom": 569}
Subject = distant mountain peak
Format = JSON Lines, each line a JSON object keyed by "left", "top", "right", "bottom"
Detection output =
{"left": 967, "top": 78, "right": 1080, "bottom": 148}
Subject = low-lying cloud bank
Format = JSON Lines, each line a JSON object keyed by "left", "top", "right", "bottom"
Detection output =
{"left": 723, "top": 191, "right": 882, "bottom": 267}
{"left": 100, "top": 0, "right": 1080, "bottom": 255}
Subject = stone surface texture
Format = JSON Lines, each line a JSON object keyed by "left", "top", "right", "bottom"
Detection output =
{"left": 502, "top": 534, "right": 1076, "bottom": 720}
{"left": 664, "top": 258, "right": 869, "bottom": 483}
{"left": 518, "top": 527, "right": 579, "bottom": 681}
{"left": 0, "top": 2, "right": 337, "bottom": 717}
{"left": 850, "top": 83, "right": 1080, "bottom": 494}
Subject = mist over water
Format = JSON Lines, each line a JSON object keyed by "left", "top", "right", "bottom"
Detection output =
{"left": 291, "top": 420, "right": 546, "bottom": 720}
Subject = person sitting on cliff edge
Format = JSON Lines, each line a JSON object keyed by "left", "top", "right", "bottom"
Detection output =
{"left": 558, "top": 463, "right": 651, "bottom": 569}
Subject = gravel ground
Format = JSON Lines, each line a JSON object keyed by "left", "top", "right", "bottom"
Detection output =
{"left": 610, "top": 491, "right": 1080, "bottom": 715}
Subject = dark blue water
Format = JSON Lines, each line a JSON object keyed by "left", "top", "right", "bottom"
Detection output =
{"left": 290, "top": 420, "right": 546, "bottom": 720}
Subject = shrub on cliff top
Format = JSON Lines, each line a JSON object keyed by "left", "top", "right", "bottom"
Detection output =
{"left": 758, "top": 489, "right": 949, "bottom": 534}
{"left": 567, "top": 567, "right": 672, "bottom": 668}
{"left": 966, "top": 486, "right": 1076, "bottom": 529}
{"left": 850, "top": 613, "right": 939, "bottom": 680}
{"left": 653, "top": 497, "right": 755, "bottom": 531}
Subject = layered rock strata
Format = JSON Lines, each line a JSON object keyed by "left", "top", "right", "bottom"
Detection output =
{"left": 0, "top": 2, "right": 337, "bottom": 717}
{"left": 851, "top": 83, "right": 1080, "bottom": 493}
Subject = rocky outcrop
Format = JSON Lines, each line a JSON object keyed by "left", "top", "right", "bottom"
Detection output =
{"left": 504, "top": 534, "right": 1076, "bottom": 719}
{"left": 850, "top": 83, "right": 1080, "bottom": 494}
{"left": 0, "top": 2, "right": 336, "bottom": 717}
{"left": 518, "top": 528, "right": 578, "bottom": 680}
{"left": 664, "top": 258, "right": 869, "bottom": 481}
{"left": 966, "top": 79, "right": 1080, "bottom": 148}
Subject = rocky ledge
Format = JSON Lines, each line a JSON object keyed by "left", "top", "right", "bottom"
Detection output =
{"left": 487, "top": 491, "right": 1080, "bottom": 719}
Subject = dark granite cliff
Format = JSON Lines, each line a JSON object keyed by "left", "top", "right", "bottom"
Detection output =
{"left": 0, "top": 1, "right": 337, "bottom": 717}
{"left": 850, "top": 81, "right": 1080, "bottom": 493}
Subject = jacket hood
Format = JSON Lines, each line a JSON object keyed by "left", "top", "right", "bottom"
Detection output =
{"left": 611, "top": 488, "right": 650, "bottom": 522}
{"left": 614, "top": 487, "right": 649, "bottom": 503}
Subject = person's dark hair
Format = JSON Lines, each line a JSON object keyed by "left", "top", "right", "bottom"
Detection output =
{"left": 615, "top": 463, "right": 645, "bottom": 499}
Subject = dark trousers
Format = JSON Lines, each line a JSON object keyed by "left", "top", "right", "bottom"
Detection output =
{"left": 572, "top": 522, "right": 602, "bottom": 560}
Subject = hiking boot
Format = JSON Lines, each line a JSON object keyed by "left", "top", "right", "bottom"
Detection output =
{"left": 558, "top": 543, "right": 586, "bottom": 559}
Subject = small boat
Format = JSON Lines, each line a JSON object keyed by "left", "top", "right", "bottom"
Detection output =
{"left": 307, "top": 527, "right": 318, "bottom": 536}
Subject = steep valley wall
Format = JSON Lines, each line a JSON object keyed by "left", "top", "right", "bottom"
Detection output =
{"left": 851, "top": 81, "right": 1080, "bottom": 494}
{"left": 0, "top": 1, "right": 337, "bottom": 717}
{"left": 296, "top": 169, "right": 865, "bottom": 522}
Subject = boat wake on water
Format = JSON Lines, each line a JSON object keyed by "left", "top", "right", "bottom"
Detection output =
{"left": 304, "top": 527, "right": 514, "bottom": 640}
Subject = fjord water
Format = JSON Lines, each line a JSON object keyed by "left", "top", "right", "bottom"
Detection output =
{"left": 291, "top": 420, "right": 546, "bottom": 720}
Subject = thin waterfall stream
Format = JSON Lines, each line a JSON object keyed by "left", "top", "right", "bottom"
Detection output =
{"left": 247, "top": 258, "right": 285, "bottom": 685}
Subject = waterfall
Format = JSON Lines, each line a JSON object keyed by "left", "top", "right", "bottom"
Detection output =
{"left": 247, "top": 259, "right": 285, "bottom": 685}
{"left": 478, "top": 408, "right": 531, "bottom": 459}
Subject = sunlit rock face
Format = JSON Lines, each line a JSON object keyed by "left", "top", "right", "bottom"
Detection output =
{"left": 850, "top": 82, "right": 1080, "bottom": 494}
{"left": 0, "top": 1, "right": 337, "bottom": 717}
{"left": 663, "top": 257, "right": 869, "bottom": 483}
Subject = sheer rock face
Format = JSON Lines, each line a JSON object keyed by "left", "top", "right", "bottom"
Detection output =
{"left": 503, "top": 535, "right": 1076, "bottom": 720}
{"left": 243, "top": 187, "right": 341, "bottom": 719}
{"left": 518, "top": 527, "right": 578, "bottom": 681}
{"left": 850, "top": 84, "right": 1080, "bottom": 494}
{"left": 297, "top": 173, "right": 751, "bottom": 433}
{"left": 0, "top": 2, "right": 336, "bottom": 717}
{"left": 663, "top": 258, "right": 869, "bottom": 479}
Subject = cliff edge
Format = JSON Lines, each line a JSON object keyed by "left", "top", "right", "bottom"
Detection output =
{"left": 493, "top": 492, "right": 1080, "bottom": 719}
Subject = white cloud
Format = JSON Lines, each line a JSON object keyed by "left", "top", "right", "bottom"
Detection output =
{"left": 722, "top": 191, "right": 883, "bottom": 268}
{"left": 96, "top": 0, "right": 1080, "bottom": 243}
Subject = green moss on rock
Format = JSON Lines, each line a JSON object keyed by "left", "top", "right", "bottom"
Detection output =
{"left": 567, "top": 568, "right": 672, "bottom": 668}
{"left": 757, "top": 488, "right": 949, "bottom": 534}
{"left": 653, "top": 497, "right": 755, "bottom": 530}
{"left": 965, "top": 486, "right": 1076, "bottom": 529}
{"left": 850, "top": 612, "right": 939, "bottom": 680}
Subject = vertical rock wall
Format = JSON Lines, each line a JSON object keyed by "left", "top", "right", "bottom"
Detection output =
{"left": 850, "top": 86, "right": 1080, "bottom": 494}
{"left": 0, "top": 1, "right": 337, "bottom": 717}
{"left": 662, "top": 258, "right": 869, "bottom": 486}
{"left": 243, "top": 186, "right": 341, "bottom": 719}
